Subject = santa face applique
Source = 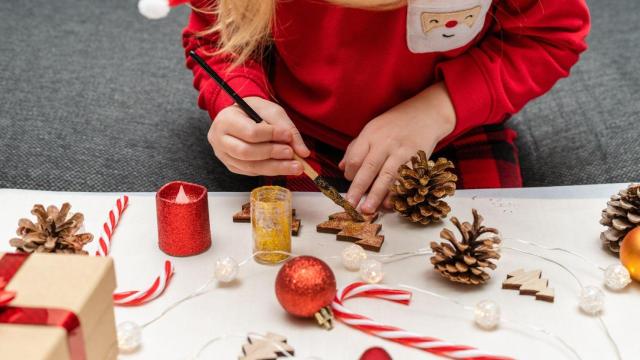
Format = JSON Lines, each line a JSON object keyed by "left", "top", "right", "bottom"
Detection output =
{"left": 407, "top": 0, "right": 492, "bottom": 53}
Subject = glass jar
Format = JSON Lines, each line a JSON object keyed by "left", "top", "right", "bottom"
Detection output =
{"left": 251, "top": 186, "right": 292, "bottom": 264}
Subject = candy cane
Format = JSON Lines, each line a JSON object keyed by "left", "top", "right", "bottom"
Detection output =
{"left": 95, "top": 195, "right": 129, "bottom": 257}
{"left": 112, "top": 260, "right": 175, "bottom": 306}
{"left": 332, "top": 283, "right": 513, "bottom": 360}
{"left": 95, "top": 195, "right": 174, "bottom": 306}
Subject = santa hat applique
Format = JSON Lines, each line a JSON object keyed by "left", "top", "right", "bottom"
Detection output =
{"left": 138, "top": 0, "right": 190, "bottom": 19}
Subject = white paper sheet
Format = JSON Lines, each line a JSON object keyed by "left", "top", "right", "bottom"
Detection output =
{"left": 0, "top": 184, "right": 637, "bottom": 360}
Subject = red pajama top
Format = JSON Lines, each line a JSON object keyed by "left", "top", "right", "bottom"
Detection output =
{"left": 182, "top": 0, "right": 590, "bottom": 150}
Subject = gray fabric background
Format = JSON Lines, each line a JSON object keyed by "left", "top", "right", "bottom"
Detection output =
{"left": 0, "top": 0, "right": 637, "bottom": 192}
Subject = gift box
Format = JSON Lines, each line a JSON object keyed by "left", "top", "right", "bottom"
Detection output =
{"left": 0, "top": 253, "right": 117, "bottom": 360}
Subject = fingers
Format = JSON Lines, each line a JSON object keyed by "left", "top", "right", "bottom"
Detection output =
{"left": 382, "top": 191, "right": 394, "bottom": 210}
{"left": 247, "top": 98, "right": 311, "bottom": 158}
{"left": 218, "top": 152, "right": 303, "bottom": 177}
{"left": 360, "top": 157, "right": 402, "bottom": 214}
{"left": 342, "top": 139, "right": 369, "bottom": 181}
{"left": 346, "top": 149, "right": 386, "bottom": 210}
{"left": 221, "top": 135, "right": 293, "bottom": 161}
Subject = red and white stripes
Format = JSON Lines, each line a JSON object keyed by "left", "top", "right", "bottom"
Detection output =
{"left": 331, "top": 283, "right": 513, "bottom": 360}
{"left": 113, "top": 260, "right": 175, "bottom": 306}
{"left": 96, "top": 195, "right": 129, "bottom": 257}
{"left": 95, "top": 195, "right": 174, "bottom": 306}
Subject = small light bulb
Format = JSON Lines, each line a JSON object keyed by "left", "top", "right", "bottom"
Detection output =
{"left": 604, "top": 263, "right": 631, "bottom": 290}
{"left": 117, "top": 321, "right": 142, "bottom": 353}
{"left": 474, "top": 300, "right": 500, "bottom": 330}
{"left": 214, "top": 256, "right": 239, "bottom": 283}
{"left": 359, "top": 259, "right": 384, "bottom": 284}
{"left": 341, "top": 244, "right": 368, "bottom": 271}
{"left": 579, "top": 286, "right": 605, "bottom": 315}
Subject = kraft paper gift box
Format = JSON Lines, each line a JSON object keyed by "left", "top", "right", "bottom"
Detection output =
{"left": 0, "top": 253, "right": 117, "bottom": 360}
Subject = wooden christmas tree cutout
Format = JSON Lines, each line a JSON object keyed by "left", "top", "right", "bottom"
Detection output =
{"left": 502, "top": 269, "right": 555, "bottom": 302}
{"left": 317, "top": 212, "right": 384, "bottom": 252}
{"left": 233, "top": 202, "right": 301, "bottom": 236}
{"left": 239, "top": 332, "right": 295, "bottom": 360}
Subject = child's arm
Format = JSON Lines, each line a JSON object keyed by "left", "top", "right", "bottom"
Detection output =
{"left": 183, "top": 1, "right": 309, "bottom": 176}
{"left": 344, "top": 0, "right": 590, "bottom": 213}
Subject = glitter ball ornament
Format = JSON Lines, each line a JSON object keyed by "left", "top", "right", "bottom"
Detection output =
{"left": 117, "top": 321, "right": 142, "bottom": 353}
{"left": 604, "top": 263, "right": 631, "bottom": 290}
{"left": 214, "top": 256, "right": 239, "bottom": 283}
{"left": 620, "top": 226, "right": 640, "bottom": 281}
{"left": 474, "top": 300, "right": 500, "bottom": 330}
{"left": 275, "top": 256, "right": 337, "bottom": 318}
{"left": 342, "top": 244, "right": 368, "bottom": 271}
{"left": 359, "top": 259, "right": 384, "bottom": 284}
{"left": 579, "top": 286, "right": 605, "bottom": 315}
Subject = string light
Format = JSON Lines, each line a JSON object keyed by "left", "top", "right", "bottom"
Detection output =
{"left": 400, "top": 284, "right": 582, "bottom": 360}
{"left": 116, "top": 247, "right": 430, "bottom": 353}
{"left": 502, "top": 243, "right": 622, "bottom": 359}
{"left": 508, "top": 238, "right": 631, "bottom": 290}
{"left": 116, "top": 240, "right": 623, "bottom": 359}
{"left": 359, "top": 259, "right": 384, "bottom": 284}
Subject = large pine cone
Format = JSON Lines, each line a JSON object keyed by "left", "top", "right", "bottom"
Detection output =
{"left": 391, "top": 151, "right": 457, "bottom": 225}
{"left": 430, "top": 209, "right": 501, "bottom": 285}
{"left": 600, "top": 183, "right": 640, "bottom": 253}
{"left": 9, "top": 203, "right": 93, "bottom": 254}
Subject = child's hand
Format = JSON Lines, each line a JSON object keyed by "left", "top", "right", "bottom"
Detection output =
{"left": 339, "top": 83, "right": 456, "bottom": 214}
{"left": 208, "top": 97, "right": 310, "bottom": 176}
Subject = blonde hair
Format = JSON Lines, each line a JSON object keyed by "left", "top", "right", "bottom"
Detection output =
{"left": 197, "top": 0, "right": 407, "bottom": 66}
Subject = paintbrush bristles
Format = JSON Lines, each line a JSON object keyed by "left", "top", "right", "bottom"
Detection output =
{"left": 313, "top": 177, "right": 365, "bottom": 222}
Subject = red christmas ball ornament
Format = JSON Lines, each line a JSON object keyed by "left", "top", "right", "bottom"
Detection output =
{"left": 360, "top": 347, "right": 392, "bottom": 360}
{"left": 275, "top": 256, "right": 337, "bottom": 318}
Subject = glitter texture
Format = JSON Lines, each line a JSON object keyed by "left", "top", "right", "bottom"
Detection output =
{"left": 156, "top": 181, "right": 211, "bottom": 256}
{"left": 313, "top": 177, "right": 365, "bottom": 222}
{"left": 251, "top": 186, "right": 292, "bottom": 264}
{"left": 275, "top": 256, "right": 337, "bottom": 317}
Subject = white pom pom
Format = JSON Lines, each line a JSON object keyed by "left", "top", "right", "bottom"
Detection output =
{"left": 138, "top": 0, "right": 170, "bottom": 20}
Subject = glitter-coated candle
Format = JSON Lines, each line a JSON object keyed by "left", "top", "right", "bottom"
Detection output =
{"left": 156, "top": 181, "right": 211, "bottom": 256}
{"left": 251, "top": 186, "right": 291, "bottom": 264}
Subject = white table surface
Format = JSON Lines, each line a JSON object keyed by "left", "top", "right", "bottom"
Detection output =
{"left": 0, "top": 184, "right": 638, "bottom": 360}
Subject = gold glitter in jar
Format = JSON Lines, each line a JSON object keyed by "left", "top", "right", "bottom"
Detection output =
{"left": 251, "top": 186, "right": 292, "bottom": 264}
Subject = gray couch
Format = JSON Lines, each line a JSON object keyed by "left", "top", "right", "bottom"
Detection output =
{"left": 0, "top": 0, "right": 637, "bottom": 192}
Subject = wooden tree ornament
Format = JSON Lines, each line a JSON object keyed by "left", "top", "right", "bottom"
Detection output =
{"left": 502, "top": 269, "right": 555, "bottom": 302}
{"left": 233, "top": 202, "right": 301, "bottom": 236}
{"left": 239, "top": 332, "right": 295, "bottom": 360}
{"left": 317, "top": 212, "right": 384, "bottom": 252}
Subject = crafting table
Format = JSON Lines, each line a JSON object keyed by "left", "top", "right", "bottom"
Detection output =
{"left": 0, "top": 184, "right": 637, "bottom": 359}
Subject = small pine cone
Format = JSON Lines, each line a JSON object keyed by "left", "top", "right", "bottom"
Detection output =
{"left": 391, "top": 151, "right": 457, "bottom": 225}
{"left": 9, "top": 203, "right": 93, "bottom": 255}
{"left": 600, "top": 183, "right": 640, "bottom": 253}
{"left": 430, "top": 209, "right": 501, "bottom": 285}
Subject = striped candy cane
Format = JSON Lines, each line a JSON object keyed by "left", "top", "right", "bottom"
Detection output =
{"left": 113, "top": 260, "right": 175, "bottom": 306}
{"left": 96, "top": 195, "right": 129, "bottom": 257}
{"left": 95, "top": 195, "right": 174, "bottom": 306}
{"left": 332, "top": 283, "right": 513, "bottom": 360}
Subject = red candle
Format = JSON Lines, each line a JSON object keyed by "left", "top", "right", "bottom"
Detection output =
{"left": 156, "top": 181, "right": 212, "bottom": 256}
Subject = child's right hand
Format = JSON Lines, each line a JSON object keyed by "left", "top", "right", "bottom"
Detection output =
{"left": 208, "top": 97, "right": 310, "bottom": 176}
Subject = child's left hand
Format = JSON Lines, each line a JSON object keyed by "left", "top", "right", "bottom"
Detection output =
{"left": 339, "top": 82, "right": 456, "bottom": 214}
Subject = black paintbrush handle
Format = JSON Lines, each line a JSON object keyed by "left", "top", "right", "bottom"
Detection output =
{"left": 189, "top": 50, "right": 263, "bottom": 124}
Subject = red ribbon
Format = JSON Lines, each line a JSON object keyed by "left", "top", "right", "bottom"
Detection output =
{"left": 0, "top": 253, "right": 87, "bottom": 360}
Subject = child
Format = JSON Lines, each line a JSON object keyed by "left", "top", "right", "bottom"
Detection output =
{"left": 182, "top": 0, "right": 590, "bottom": 214}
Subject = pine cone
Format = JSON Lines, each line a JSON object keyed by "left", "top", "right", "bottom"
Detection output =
{"left": 391, "top": 151, "right": 457, "bottom": 225}
{"left": 600, "top": 183, "right": 640, "bottom": 253}
{"left": 9, "top": 203, "right": 93, "bottom": 255}
{"left": 430, "top": 209, "right": 501, "bottom": 285}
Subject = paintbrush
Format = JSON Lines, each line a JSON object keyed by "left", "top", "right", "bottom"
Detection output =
{"left": 189, "top": 50, "right": 365, "bottom": 222}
